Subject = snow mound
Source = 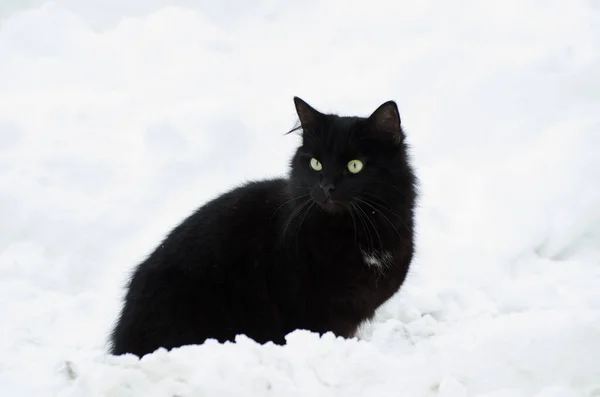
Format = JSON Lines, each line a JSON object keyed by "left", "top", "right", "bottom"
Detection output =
{"left": 61, "top": 322, "right": 600, "bottom": 397}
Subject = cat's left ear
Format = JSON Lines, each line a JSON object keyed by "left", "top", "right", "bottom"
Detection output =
{"left": 368, "top": 100, "right": 403, "bottom": 142}
{"left": 293, "top": 97, "right": 323, "bottom": 129}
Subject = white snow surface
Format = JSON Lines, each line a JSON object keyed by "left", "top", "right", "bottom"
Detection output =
{"left": 1, "top": 1, "right": 600, "bottom": 396}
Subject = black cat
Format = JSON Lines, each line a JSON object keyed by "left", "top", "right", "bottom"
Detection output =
{"left": 110, "top": 97, "right": 417, "bottom": 357}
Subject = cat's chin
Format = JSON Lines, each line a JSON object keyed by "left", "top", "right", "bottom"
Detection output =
{"left": 315, "top": 198, "right": 347, "bottom": 214}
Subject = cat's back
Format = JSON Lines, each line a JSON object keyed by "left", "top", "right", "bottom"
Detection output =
{"left": 149, "top": 177, "right": 290, "bottom": 271}
{"left": 181, "top": 178, "right": 288, "bottom": 226}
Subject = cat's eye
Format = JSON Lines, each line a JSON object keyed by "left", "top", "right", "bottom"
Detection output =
{"left": 347, "top": 160, "right": 364, "bottom": 174}
{"left": 310, "top": 158, "right": 323, "bottom": 171}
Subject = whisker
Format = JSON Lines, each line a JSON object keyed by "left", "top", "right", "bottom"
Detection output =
{"left": 356, "top": 197, "right": 403, "bottom": 239}
{"left": 350, "top": 203, "right": 366, "bottom": 248}
{"left": 373, "top": 181, "right": 412, "bottom": 198}
{"left": 358, "top": 194, "right": 412, "bottom": 234}
{"left": 295, "top": 201, "right": 315, "bottom": 254}
{"left": 352, "top": 202, "right": 375, "bottom": 252}
{"left": 270, "top": 194, "right": 310, "bottom": 221}
{"left": 348, "top": 204, "right": 358, "bottom": 243}
{"left": 282, "top": 198, "right": 311, "bottom": 243}
{"left": 354, "top": 201, "right": 383, "bottom": 252}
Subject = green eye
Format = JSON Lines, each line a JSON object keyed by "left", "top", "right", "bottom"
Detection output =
{"left": 347, "top": 159, "right": 364, "bottom": 174}
{"left": 310, "top": 158, "right": 323, "bottom": 171}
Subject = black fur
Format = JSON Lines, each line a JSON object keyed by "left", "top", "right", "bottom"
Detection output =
{"left": 110, "top": 97, "right": 417, "bottom": 357}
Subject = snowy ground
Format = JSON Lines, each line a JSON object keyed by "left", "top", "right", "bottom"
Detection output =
{"left": 1, "top": 1, "right": 599, "bottom": 396}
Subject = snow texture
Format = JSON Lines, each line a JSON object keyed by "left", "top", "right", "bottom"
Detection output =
{"left": 1, "top": 1, "right": 599, "bottom": 396}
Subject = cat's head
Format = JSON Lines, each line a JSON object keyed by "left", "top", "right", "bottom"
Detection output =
{"left": 288, "top": 97, "right": 415, "bottom": 214}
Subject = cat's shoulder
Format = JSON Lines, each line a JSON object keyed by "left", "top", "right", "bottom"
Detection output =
{"left": 215, "top": 178, "right": 288, "bottom": 205}
{"left": 188, "top": 178, "right": 290, "bottom": 224}
{"left": 234, "top": 178, "right": 288, "bottom": 195}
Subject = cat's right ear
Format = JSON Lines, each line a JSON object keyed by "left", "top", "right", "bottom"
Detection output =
{"left": 293, "top": 97, "right": 322, "bottom": 129}
{"left": 367, "top": 100, "right": 404, "bottom": 143}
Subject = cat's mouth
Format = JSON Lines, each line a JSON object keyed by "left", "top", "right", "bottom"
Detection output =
{"left": 310, "top": 188, "right": 347, "bottom": 213}
{"left": 316, "top": 197, "right": 347, "bottom": 213}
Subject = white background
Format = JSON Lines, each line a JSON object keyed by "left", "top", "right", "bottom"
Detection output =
{"left": 0, "top": 1, "right": 599, "bottom": 396}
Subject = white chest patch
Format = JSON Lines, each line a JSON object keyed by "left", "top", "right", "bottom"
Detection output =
{"left": 361, "top": 250, "right": 393, "bottom": 269}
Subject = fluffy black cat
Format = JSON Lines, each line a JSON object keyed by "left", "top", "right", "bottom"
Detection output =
{"left": 110, "top": 97, "right": 417, "bottom": 357}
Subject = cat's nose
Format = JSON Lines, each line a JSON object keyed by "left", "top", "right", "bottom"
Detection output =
{"left": 319, "top": 182, "right": 336, "bottom": 197}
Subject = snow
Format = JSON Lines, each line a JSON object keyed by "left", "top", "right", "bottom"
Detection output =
{"left": 1, "top": 1, "right": 599, "bottom": 396}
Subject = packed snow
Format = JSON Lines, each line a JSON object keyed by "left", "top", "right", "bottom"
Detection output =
{"left": 1, "top": 1, "right": 599, "bottom": 396}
